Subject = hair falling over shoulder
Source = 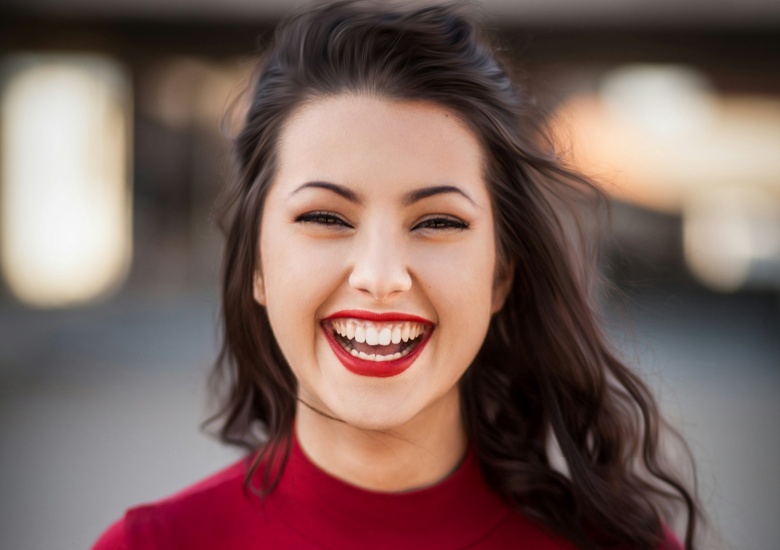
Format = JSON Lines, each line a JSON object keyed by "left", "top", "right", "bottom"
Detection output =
{"left": 208, "top": 1, "right": 704, "bottom": 548}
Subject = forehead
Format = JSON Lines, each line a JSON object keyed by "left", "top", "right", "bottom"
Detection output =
{"left": 274, "top": 94, "right": 486, "bottom": 197}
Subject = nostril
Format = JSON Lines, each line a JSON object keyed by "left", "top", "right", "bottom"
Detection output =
{"left": 348, "top": 264, "right": 412, "bottom": 299}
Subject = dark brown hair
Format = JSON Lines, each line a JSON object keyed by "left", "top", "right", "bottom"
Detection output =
{"left": 211, "top": 1, "right": 701, "bottom": 548}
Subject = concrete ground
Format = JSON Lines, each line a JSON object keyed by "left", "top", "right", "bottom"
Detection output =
{"left": 0, "top": 286, "right": 777, "bottom": 549}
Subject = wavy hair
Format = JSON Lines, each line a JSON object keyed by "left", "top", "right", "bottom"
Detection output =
{"left": 210, "top": 2, "right": 701, "bottom": 548}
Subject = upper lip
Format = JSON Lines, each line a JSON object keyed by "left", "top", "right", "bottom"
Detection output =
{"left": 323, "top": 309, "right": 434, "bottom": 325}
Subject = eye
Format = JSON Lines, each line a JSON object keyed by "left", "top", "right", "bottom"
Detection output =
{"left": 413, "top": 215, "right": 469, "bottom": 232}
{"left": 295, "top": 211, "right": 353, "bottom": 228}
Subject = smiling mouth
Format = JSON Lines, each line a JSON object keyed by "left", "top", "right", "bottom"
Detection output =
{"left": 323, "top": 318, "right": 431, "bottom": 362}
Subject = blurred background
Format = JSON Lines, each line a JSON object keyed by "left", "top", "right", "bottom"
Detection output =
{"left": 0, "top": 0, "right": 778, "bottom": 548}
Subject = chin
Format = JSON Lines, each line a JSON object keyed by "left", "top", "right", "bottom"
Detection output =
{"left": 325, "top": 392, "right": 423, "bottom": 433}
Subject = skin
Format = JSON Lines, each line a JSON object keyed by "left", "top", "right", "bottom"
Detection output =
{"left": 254, "top": 94, "right": 512, "bottom": 492}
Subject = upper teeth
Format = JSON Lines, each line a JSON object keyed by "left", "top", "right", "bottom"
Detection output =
{"left": 330, "top": 319, "right": 426, "bottom": 344}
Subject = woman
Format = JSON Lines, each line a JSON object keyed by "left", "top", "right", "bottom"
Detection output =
{"left": 94, "top": 1, "right": 701, "bottom": 548}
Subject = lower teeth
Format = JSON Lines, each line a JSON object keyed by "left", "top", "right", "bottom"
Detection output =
{"left": 333, "top": 326, "right": 424, "bottom": 362}
{"left": 348, "top": 349, "right": 408, "bottom": 362}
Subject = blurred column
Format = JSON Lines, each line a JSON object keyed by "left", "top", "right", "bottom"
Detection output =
{"left": 0, "top": 54, "right": 132, "bottom": 307}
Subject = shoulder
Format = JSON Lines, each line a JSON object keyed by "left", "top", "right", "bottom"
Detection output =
{"left": 92, "top": 517, "right": 126, "bottom": 550}
{"left": 475, "top": 510, "right": 578, "bottom": 550}
{"left": 477, "top": 513, "right": 684, "bottom": 550}
{"left": 661, "top": 525, "right": 685, "bottom": 550}
{"left": 91, "top": 458, "right": 252, "bottom": 550}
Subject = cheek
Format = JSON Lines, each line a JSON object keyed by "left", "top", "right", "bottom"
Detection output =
{"left": 410, "top": 237, "right": 497, "bottom": 360}
{"left": 261, "top": 219, "right": 348, "bottom": 300}
{"left": 411, "top": 237, "right": 497, "bottom": 312}
{"left": 259, "top": 230, "right": 348, "bottom": 359}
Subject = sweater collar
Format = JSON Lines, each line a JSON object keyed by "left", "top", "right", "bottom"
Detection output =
{"left": 266, "top": 435, "right": 512, "bottom": 550}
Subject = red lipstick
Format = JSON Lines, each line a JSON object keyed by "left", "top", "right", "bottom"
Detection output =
{"left": 324, "top": 310, "right": 432, "bottom": 324}
{"left": 322, "top": 310, "right": 434, "bottom": 378}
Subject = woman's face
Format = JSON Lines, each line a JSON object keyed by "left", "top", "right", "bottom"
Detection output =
{"left": 255, "top": 94, "right": 511, "bottom": 431}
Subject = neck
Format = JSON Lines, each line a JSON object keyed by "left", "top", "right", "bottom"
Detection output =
{"left": 294, "top": 390, "right": 467, "bottom": 492}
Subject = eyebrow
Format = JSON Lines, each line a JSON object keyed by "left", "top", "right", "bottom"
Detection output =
{"left": 289, "top": 181, "right": 361, "bottom": 203}
{"left": 289, "top": 181, "right": 475, "bottom": 206}
{"left": 402, "top": 185, "right": 475, "bottom": 206}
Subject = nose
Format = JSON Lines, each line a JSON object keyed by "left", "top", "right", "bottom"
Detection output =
{"left": 348, "top": 225, "right": 412, "bottom": 300}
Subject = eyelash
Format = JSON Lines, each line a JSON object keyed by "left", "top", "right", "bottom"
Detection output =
{"left": 295, "top": 211, "right": 350, "bottom": 227}
{"left": 414, "top": 216, "right": 469, "bottom": 231}
{"left": 294, "top": 211, "right": 469, "bottom": 231}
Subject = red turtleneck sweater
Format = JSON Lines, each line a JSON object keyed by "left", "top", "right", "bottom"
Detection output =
{"left": 93, "top": 437, "right": 682, "bottom": 549}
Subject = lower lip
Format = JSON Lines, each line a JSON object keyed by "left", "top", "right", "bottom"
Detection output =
{"left": 322, "top": 325, "right": 432, "bottom": 378}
